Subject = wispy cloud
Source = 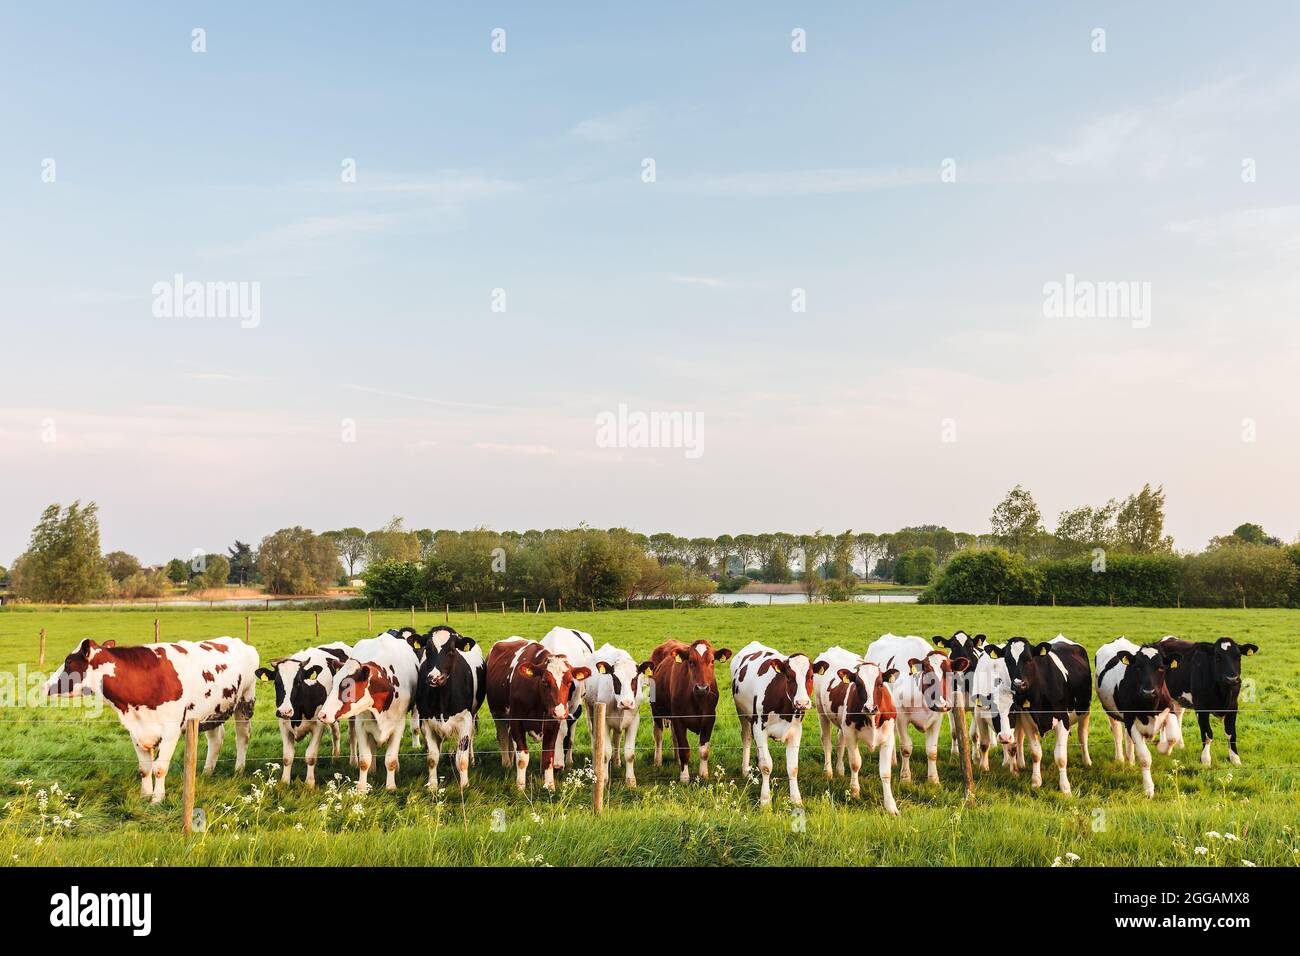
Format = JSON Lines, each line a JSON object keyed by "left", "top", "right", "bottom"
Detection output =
{"left": 567, "top": 107, "right": 652, "bottom": 145}
{"left": 668, "top": 274, "right": 729, "bottom": 289}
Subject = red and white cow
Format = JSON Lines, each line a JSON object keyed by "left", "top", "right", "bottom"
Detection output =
{"left": 486, "top": 639, "right": 591, "bottom": 791}
{"left": 644, "top": 639, "right": 732, "bottom": 783}
{"left": 44, "top": 636, "right": 258, "bottom": 803}
{"left": 319, "top": 632, "right": 419, "bottom": 792}
{"left": 813, "top": 646, "right": 900, "bottom": 814}
{"left": 256, "top": 641, "right": 353, "bottom": 786}
{"left": 865, "top": 633, "right": 969, "bottom": 785}
{"left": 540, "top": 626, "right": 595, "bottom": 771}
{"left": 730, "top": 640, "right": 816, "bottom": 807}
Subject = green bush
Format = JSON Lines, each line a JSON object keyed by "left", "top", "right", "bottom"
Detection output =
{"left": 894, "top": 547, "right": 936, "bottom": 585}
{"left": 922, "top": 548, "right": 1042, "bottom": 604}
{"left": 1037, "top": 552, "right": 1182, "bottom": 606}
{"left": 1181, "top": 545, "right": 1298, "bottom": 609}
{"left": 360, "top": 561, "right": 424, "bottom": 608}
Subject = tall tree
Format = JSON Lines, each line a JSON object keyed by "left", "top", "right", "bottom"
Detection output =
{"left": 13, "top": 501, "right": 107, "bottom": 603}
{"left": 990, "top": 485, "right": 1044, "bottom": 553}
{"left": 104, "top": 551, "right": 141, "bottom": 583}
{"left": 226, "top": 540, "right": 256, "bottom": 585}
{"left": 1114, "top": 484, "right": 1173, "bottom": 553}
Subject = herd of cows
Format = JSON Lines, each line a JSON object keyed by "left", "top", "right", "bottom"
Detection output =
{"left": 40, "top": 625, "right": 1259, "bottom": 812}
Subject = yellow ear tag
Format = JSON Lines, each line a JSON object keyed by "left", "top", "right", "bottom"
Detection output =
{"left": 909, "top": 663, "right": 918, "bottom": 675}
{"left": 1039, "top": 646, "right": 1048, "bottom": 656}
{"left": 1022, "top": 700, "right": 1031, "bottom": 708}
{"left": 645, "top": 668, "right": 653, "bottom": 677}
{"left": 1170, "top": 659, "right": 1178, "bottom": 668}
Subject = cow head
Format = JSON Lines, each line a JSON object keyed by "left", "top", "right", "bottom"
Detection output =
{"left": 1207, "top": 637, "right": 1258, "bottom": 690}
{"left": 593, "top": 653, "right": 640, "bottom": 711}
{"left": 907, "top": 649, "right": 968, "bottom": 711}
{"left": 387, "top": 627, "right": 423, "bottom": 658}
{"left": 320, "top": 659, "right": 391, "bottom": 724}
{"left": 834, "top": 661, "right": 898, "bottom": 718}
{"left": 420, "top": 627, "right": 475, "bottom": 689}
{"left": 932, "top": 631, "right": 984, "bottom": 694}
{"left": 516, "top": 647, "right": 591, "bottom": 720}
{"left": 256, "top": 658, "right": 334, "bottom": 722}
{"left": 43, "top": 638, "right": 115, "bottom": 698}
{"left": 765, "top": 652, "right": 815, "bottom": 714}
{"left": 1116, "top": 644, "right": 1175, "bottom": 704}
{"left": 672, "top": 640, "right": 732, "bottom": 699}
{"left": 971, "top": 645, "right": 1015, "bottom": 744}
{"left": 990, "top": 637, "right": 1047, "bottom": 697}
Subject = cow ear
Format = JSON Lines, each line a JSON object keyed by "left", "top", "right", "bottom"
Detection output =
{"left": 812, "top": 660, "right": 830, "bottom": 675}
{"left": 519, "top": 664, "right": 535, "bottom": 678}
{"left": 883, "top": 668, "right": 899, "bottom": 684}
{"left": 303, "top": 665, "right": 324, "bottom": 683}
{"left": 570, "top": 666, "right": 592, "bottom": 681}
{"left": 456, "top": 636, "right": 477, "bottom": 651}
{"left": 673, "top": 651, "right": 687, "bottom": 664}
{"left": 637, "top": 661, "right": 654, "bottom": 677}
{"left": 255, "top": 667, "right": 275, "bottom": 682}
{"left": 325, "top": 657, "right": 344, "bottom": 674}
{"left": 950, "top": 657, "right": 971, "bottom": 673}
{"left": 1167, "top": 657, "right": 1178, "bottom": 669}
{"left": 1243, "top": 644, "right": 1259, "bottom": 656}
{"left": 595, "top": 660, "right": 610, "bottom": 675}
{"left": 836, "top": 668, "right": 854, "bottom": 683}
{"left": 1119, "top": 653, "right": 1131, "bottom": 666}
{"left": 931, "top": 636, "right": 946, "bottom": 647}
{"left": 769, "top": 659, "right": 785, "bottom": 675}
{"left": 714, "top": 648, "right": 732, "bottom": 662}
{"left": 908, "top": 658, "right": 921, "bottom": 675}
{"left": 354, "top": 665, "right": 371, "bottom": 682}
{"left": 974, "top": 634, "right": 987, "bottom": 647}
{"left": 102, "top": 639, "right": 117, "bottom": 648}
{"left": 1037, "top": 643, "right": 1050, "bottom": 656}
{"left": 985, "top": 646, "right": 1001, "bottom": 659}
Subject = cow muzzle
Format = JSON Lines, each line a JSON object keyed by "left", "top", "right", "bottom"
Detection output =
{"left": 276, "top": 706, "right": 294, "bottom": 719}
{"left": 553, "top": 705, "right": 568, "bottom": 720}
{"left": 692, "top": 684, "right": 709, "bottom": 697}
{"left": 427, "top": 672, "right": 448, "bottom": 688}
{"left": 1011, "top": 679, "right": 1027, "bottom": 692}
{"left": 617, "top": 698, "right": 636, "bottom": 711}
{"left": 998, "top": 731, "right": 1015, "bottom": 745}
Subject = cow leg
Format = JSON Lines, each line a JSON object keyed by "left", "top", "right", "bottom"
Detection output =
{"left": 422, "top": 722, "right": 442, "bottom": 790}
{"left": 754, "top": 726, "right": 774, "bottom": 807}
{"left": 652, "top": 719, "right": 664, "bottom": 766}
{"left": 329, "top": 719, "right": 341, "bottom": 758}
{"left": 817, "top": 711, "right": 834, "bottom": 778}
{"left": 133, "top": 741, "right": 154, "bottom": 798}
{"left": 739, "top": 718, "right": 753, "bottom": 776}
{"left": 949, "top": 701, "right": 961, "bottom": 756}
{"left": 1014, "top": 723, "right": 1027, "bottom": 770}
{"left": 1224, "top": 709, "right": 1241, "bottom": 766}
{"left": 234, "top": 698, "right": 253, "bottom": 773}
{"left": 355, "top": 726, "right": 374, "bottom": 792}
{"left": 838, "top": 725, "right": 849, "bottom": 776}
{"left": 383, "top": 725, "right": 402, "bottom": 792}
{"left": 553, "top": 717, "right": 568, "bottom": 773}
{"left": 879, "top": 729, "right": 898, "bottom": 816}
{"left": 1198, "top": 711, "right": 1214, "bottom": 766}
{"left": 1053, "top": 719, "right": 1071, "bottom": 795}
{"left": 785, "top": 722, "right": 803, "bottom": 807}
{"left": 541, "top": 724, "right": 560, "bottom": 791}
{"left": 698, "top": 716, "right": 715, "bottom": 780}
{"left": 1131, "top": 723, "right": 1155, "bottom": 798}
{"left": 150, "top": 724, "right": 183, "bottom": 804}
{"left": 410, "top": 712, "right": 422, "bottom": 751}
{"left": 923, "top": 717, "right": 941, "bottom": 784}
{"left": 1077, "top": 711, "right": 1091, "bottom": 767}
{"left": 278, "top": 721, "right": 295, "bottom": 784}
{"left": 304, "top": 722, "right": 325, "bottom": 788}
{"left": 1025, "top": 721, "right": 1043, "bottom": 789}
{"left": 671, "top": 720, "right": 691, "bottom": 783}
{"left": 624, "top": 714, "right": 639, "bottom": 787}
{"left": 454, "top": 723, "right": 471, "bottom": 790}
{"left": 896, "top": 721, "right": 913, "bottom": 782}
{"left": 1109, "top": 717, "right": 1126, "bottom": 763}
{"left": 204, "top": 724, "right": 225, "bottom": 775}
{"left": 496, "top": 719, "right": 512, "bottom": 769}
{"left": 512, "top": 726, "right": 530, "bottom": 790}
{"left": 563, "top": 714, "right": 577, "bottom": 770}
{"left": 348, "top": 717, "right": 359, "bottom": 767}
{"left": 847, "top": 732, "right": 863, "bottom": 798}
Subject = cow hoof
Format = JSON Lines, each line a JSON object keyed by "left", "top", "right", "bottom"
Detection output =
{"left": 1229, "top": 753, "right": 1241, "bottom": 766}
{"left": 626, "top": 778, "right": 637, "bottom": 789}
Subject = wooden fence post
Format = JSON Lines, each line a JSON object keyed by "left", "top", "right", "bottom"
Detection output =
{"left": 558, "top": 596, "right": 563, "bottom": 612}
{"left": 154, "top": 618, "right": 160, "bottom": 642}
{"left": 593, "top": 702, "right": 607, "bottom": 814}
{"left": 38, "top": 628, "right": 46, "bottom": 668}
{"left": 182, "top": 718, "right": 199, "bottom": 835}
{"left": 315, "top": 612, "right": 320, "bottom": 638}
{"left": 501, "top": 600, "right": 505, "bottom": 615}
{"left": 955, "top": 700, "right": 975, "bottom": 806}
{"left": 411, "top": 606, "right": 416, "bottom": 627}
{"left": 473, "top": 601, "right": 479, "bottom": 620}
{"left": 445, "top": 604, "right": 450, "bottom": 623}
{"left": 590, "top": 597, "right": 595, "bottom": 612}
{"left": 522, "top": 598, "right": 527, "bottom": 614}
{"left": 368, "top": 606, "right": 373, "bottom": 631}
{"left": 245, "top": 616, "right": 250, "bottom": 642}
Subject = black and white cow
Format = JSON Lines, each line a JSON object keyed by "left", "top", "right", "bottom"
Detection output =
{"left": 1157, "top": 635, "right": 1259, "bottom": 766}
{"left": 256, "top": 641, "right": 353, "bottom": 786}
{"left": 413, "top": 626, "right": 486, "bottom": 790}
{"left": 1095, "top": 637, "right": 1181, "bottom": 797}
{"left": 984, "top": 635, "right": 1092, "bottom": 794}
{"left": 932, "top": 631, "right": 986, "bottom": 755}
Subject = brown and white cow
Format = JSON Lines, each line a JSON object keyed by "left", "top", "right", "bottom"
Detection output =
{"left": 730, "top": 640, "right": 816, "bottom": 807}
{"left": 486, "top": 639, "right": 591, "bottom": 791}
{"left": 813, "top": 646, "right": 900, "bottom": 814}
{"left": 644, "top": 638, "right": 732, "bottom": 783}
{"left": 44, "top": 636, "right": 259, "bottom": 803}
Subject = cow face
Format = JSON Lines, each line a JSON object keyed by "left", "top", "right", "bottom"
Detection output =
{"left": 907, "top": 650, "right": 967, "bottom": 711}
{"left": 932, "top": 631, "right": 984, "bottom": 695}
{"left": 388, "top": 627, "right": 423, "bottom": 657}
{"left": 593, "top": 655, "right": 640, "bottom": 711}
{"left": 43, "top": 638, "right": 113, "bottom": 698}
{"left": 320, "top": 660, "right": 387, "bottom": 724}
{"left": 256, "top": 659, "right": 330, "bottom": 721}
{"left": 835, "top": 662, "right": 897, "bottom": 717}
{"left": 1118, "top": 645, "right": 1175, "bottom": 703}
{"left": 972, "top": 646, "right": 1015, "bottom": 744}
{"left": 992, "top": 637, "right": 1043, "bottom": 696}
{"left": 518, "top": 649, "right": 591, "bottom": 720}
{"left": 422, "top": 628, "right": 475, "bottom": 689}
{"left": 673, "top": 640, "right": 732, "bottom": 699}
{"left": 1208, "top": 638, "right": 1258, "bottom": 690}
{"left": 764, "top": 653, "right": 815, "bottom": 713}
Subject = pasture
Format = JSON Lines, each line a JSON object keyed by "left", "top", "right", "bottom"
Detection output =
{"left": 0, "top": 603, "right": 1296, "bottom": 867}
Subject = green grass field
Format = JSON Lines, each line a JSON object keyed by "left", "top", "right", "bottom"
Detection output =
{"left": 0, "top": 603, "right": 1296, "bottom": 866}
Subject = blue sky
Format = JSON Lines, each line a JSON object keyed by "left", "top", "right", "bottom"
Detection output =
{"left": 3, "top": 2, "right": 1299, "bottom": 562}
